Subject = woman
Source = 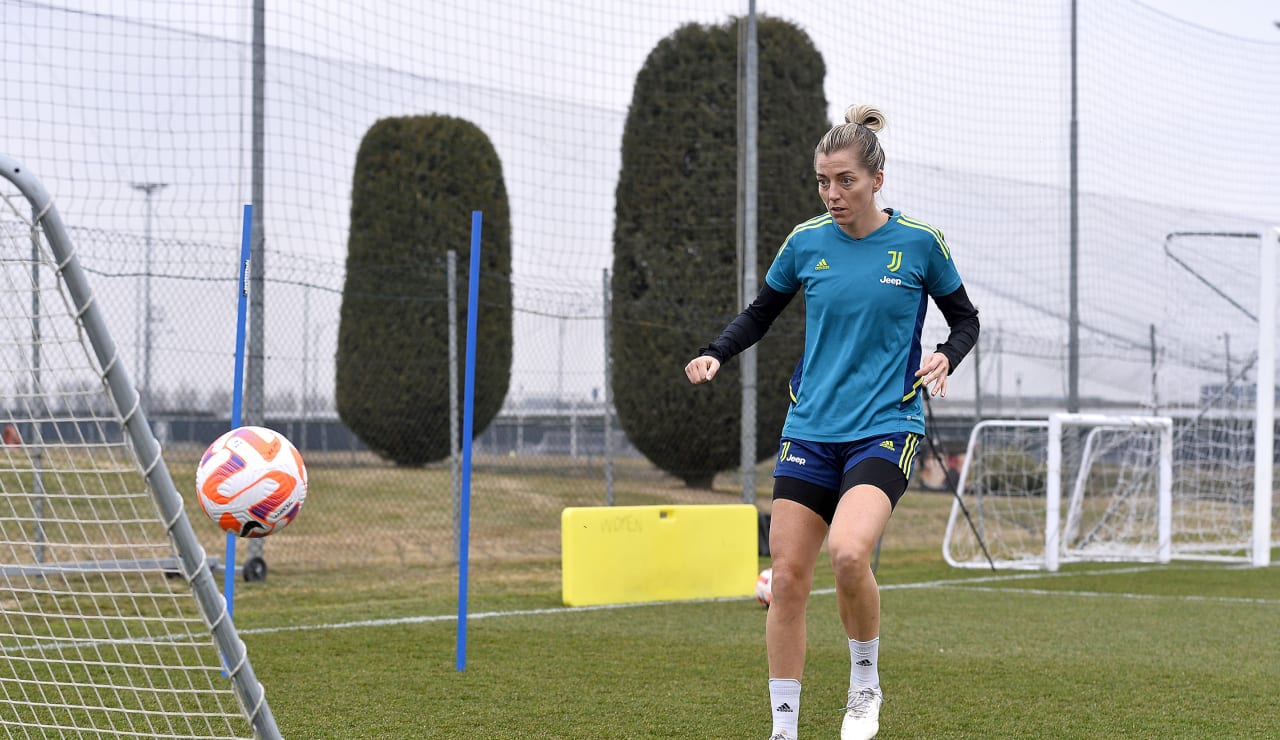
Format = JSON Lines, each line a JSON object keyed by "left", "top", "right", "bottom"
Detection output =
{"left": 685, "top": 105, "right": 979, "bottom": 740}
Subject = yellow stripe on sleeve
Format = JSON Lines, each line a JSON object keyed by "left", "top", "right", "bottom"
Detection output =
{"left": 776, "top": 214, "right": 832, "bottom": 257}
{"left": 896, "top": 215, "right": 951, "bottom": 261}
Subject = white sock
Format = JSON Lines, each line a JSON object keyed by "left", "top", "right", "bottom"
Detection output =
{"left": 769, "top": 678, "right": 801, "bottom": 738}
{"left": 849, "top": 637, "right": 880, "bottom": 691}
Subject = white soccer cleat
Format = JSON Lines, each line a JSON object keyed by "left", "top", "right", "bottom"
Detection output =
{"left": 840, "top": 686, "right": 883, "bottom": 740}
{"left": 769, "top": 733, "right": 796, "bottom": 740}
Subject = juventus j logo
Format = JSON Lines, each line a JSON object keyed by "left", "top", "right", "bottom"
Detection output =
{"left": 779, "top": 441, "right": 790, "bottom": 463}
{"left": 886, "top": 250, "right": 903, "bottom": 272}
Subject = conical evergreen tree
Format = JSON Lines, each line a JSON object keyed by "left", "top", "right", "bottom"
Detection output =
{"left": 338, "top": 115, "right": 512, "bottom": 465}
{"left": 612, "top": 17, "right": 829, "bottom": 486}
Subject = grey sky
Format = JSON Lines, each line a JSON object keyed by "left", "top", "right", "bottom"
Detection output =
{"left": 4, "top": 0, "right": 1278, "bottom": 412}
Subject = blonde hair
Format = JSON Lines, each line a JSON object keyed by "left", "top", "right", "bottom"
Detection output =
{"left": 814, "top": 104, "right": 887, "bottom": 173}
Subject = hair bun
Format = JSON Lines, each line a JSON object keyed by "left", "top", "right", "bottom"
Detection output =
{"left": 843, "top": 104, "right": 885, "bottom": 133}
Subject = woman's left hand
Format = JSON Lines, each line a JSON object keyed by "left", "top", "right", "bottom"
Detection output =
{"left": 915, "top": 352, "right": 951, "bottom": 397}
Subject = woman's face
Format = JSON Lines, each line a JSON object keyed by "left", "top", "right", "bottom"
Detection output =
{"left": 815, "top": 149, "right": 883, "bottom": 234}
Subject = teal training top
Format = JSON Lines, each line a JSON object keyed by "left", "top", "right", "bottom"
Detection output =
{"left": 764, "top": 209, "right": 963, "bottom": 442}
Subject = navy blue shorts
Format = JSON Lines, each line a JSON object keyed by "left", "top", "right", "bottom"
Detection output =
{"left": 772, "top": 433, "right": 922, "bottom": 524}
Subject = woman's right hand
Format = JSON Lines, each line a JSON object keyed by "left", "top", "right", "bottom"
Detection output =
{"left": 684, "top": 356, "right": 721, "bottom": 385}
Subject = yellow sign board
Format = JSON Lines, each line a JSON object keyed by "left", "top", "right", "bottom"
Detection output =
{"left": 561, "top": 504, "right": 758, "bottom": 607}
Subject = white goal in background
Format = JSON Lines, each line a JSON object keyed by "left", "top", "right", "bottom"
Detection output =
{"left": 942, "top": 412, "right": 1272, "bottom": 571}
{"left": 946, "top": 227, "right": 1279, "bottom": 572}
{"left": 0, "top": 155, "right": 280, "bottom": 737}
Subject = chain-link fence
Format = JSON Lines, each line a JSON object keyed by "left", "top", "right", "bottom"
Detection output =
{"left": 4, "top": 0, "right": 1278, "bottom": 582}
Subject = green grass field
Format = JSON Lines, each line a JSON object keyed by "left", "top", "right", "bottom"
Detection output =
{"left": 221, "top": 490, "right": 1280, "bottom": 739}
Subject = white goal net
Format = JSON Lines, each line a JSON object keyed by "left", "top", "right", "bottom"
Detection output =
{"left": 0, "top": 156, "right": 278, "bottom": 738}
{"left": 944, "top": 414, "right": 1183, "bottom": 571}
{"left": 946, "top": 225, "right": 1280, "bottom": 572}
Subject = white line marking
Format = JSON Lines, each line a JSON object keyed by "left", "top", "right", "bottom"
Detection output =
{"left": 239, "top": 598, "right": 750, "bottom": 634}
{"left": 239, "top": 563, "right": 1275, "bottom": 636}
{"left": 927, "top": 584, "right": 1280, "bottom": 606}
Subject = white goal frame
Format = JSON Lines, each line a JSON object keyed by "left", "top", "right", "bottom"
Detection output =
{"left": 1047, "top": 413, "right": 1173, "bottom": 571}
{"left": 0, "top": 154, "right": 280, "bottom": 737}
{"left": 945, "top": 227, "right": 1279, "bottom": 571}
{"left": 944, "top": 414, "right": 1175, "bottom": 572}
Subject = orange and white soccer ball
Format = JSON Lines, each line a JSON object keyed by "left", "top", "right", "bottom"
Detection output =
{"left": 755, "top": 567, "right": 773, "bottom": 608}
{"left": 196, "top": 426, "right": 307, "bottom": 538}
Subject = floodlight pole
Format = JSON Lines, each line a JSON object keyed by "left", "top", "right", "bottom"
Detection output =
{"left": 130, "top": 182, "right": 167, "bottom": 407}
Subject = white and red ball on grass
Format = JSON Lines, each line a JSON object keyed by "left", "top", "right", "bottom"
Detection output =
{"left": 755, "top": 567, "right": 772, "bottom": 607}
{"left": 195, "top": 426, "right": 308, "bottom": 538}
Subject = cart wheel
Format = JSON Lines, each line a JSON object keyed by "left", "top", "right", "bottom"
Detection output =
{"left": 243, "top": 556, "right": 268, "bottom": 583}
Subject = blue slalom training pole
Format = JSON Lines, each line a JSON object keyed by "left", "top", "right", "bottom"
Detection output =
{"left": 224, "top": 204, "right": 253, "bottom": 619}
{"left": 457, "top": 210, "right": 481, "bottom": 672}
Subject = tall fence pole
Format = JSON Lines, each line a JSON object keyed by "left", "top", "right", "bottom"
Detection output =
{"left": 448, "top": 250, "right": 460, "bottom": 560}
{"left": 245, "top": 0, "right": 267, "bottom": 570}
{"left": 973, "top": 336, "right": 983, "bottom": 422}
{"left": 1149, "top": 324, "right": 1159, "bottom": 413}
{"left": 738, "top": 0, "right": 759, "bottom": 504}
{"left": 1067, "top": 0, "right": 1080, "bottom": 412}
{"left": 603, "top": 268, "right": 615, "bottom": 506}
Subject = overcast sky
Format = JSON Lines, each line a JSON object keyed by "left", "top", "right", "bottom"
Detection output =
{"left": 5, "top": 0, "right": 1278, "bottom": 410}
{"left": 1139, "top": 0, "right": 1278, "bottom": 40}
